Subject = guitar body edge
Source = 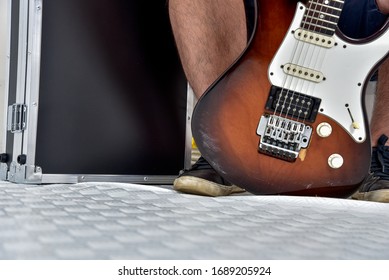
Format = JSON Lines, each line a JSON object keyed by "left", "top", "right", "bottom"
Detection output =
{"left": 192, "top": 0, "right": 380, "bottom": 197}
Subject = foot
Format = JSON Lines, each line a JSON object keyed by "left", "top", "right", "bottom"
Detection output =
{"left": 352, "top": 134, "right": 389, "bottom": 202}
{"left": 173, "top": 156, "right": 245, "bottom": 196}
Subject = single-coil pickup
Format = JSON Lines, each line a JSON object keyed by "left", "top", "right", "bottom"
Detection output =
{"left": 283, "top": 63, "right": 325, "bottom": 83}
{"left": 293, "top": 28, "right": 336, "bottom": 48}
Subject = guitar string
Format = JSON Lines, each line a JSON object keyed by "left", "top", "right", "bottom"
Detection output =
{"left": 273, "top": 0, "right": 343, "bottom": 131}
{"left": 293, "top": 0, "right": 345, "bottom": 123}
{"left": 293, "top": 0, "right": 327, "bottom": 123}
{"left": 272, "top": 0, "right": 318, "bottom": 126}
{"left": 305, "top": 0, "right": 339, "bottom": 109}
{"left": 285, "top": 0, "right": 328, "bottom": 125}
{"left": 269, "top": 4, "right": 307, "bottom": 127}
{"left": 273, "top": 0, "right": 323, "bottom": 125}
{"left": 271, "top": 1, "right": 307, "bottom": 123}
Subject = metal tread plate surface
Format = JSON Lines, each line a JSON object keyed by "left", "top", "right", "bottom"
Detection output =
{"left": 0, "top": 181, "right": 388, "bottom": 260}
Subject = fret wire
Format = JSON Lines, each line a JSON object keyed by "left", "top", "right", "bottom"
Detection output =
{"left": 308, "top": 0, "right": 344, "bottom": 11}
{"left": 310, "top": 10, "right": 340, "bottom": 19}
{"left": 304, "top": 10, "right": 340, "bottom": 20}
{"left": 301, "top": 21, "right": 336, "bottom": 32}
{"left": 309, "top": 0, "right": 345, "bottom": 6}
{"left": 330, "top": 0, "right": 345, "bottom": 9}
{"left": 302, "top": 16, "right": 338, "bottom": 28}
{"left": 313, "top": 3, "right": 342, "bottom": 12}
{"left": 302, "top": 0, "right": 345, "bottom": 36}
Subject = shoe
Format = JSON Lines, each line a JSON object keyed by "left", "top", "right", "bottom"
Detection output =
{"left": 352, "top": 134, "right": 389, "bottom": 203}
{"left": 173, "top": 156, "right": 245, "bottom": 196}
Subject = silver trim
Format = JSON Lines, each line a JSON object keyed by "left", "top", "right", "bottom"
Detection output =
{"left": 7, "top": 164, "right": 177, "bottom": 185}
{"left": 184, "top": 84, "right": 195, "bottom": 170}
{"left": 1, "top": 0, "right": 12, "bottom": 154}
{"left": 0, "top": 162, "right": 8, "bottom": 180}
{"left": 12, "top": 0, "right": 30, "bottom": 162}
{"left": 8, "top": 161, "right": 42, "bottom": 183}
{"left": 23, "top": 0, "right": 42, "bottom": 166}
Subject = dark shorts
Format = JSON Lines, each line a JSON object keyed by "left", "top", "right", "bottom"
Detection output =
{"left": 339, "top": 0, "right": 388, "bottom": 38}
{"left": 243, "top": 0, "right": 388, "bottom": 39}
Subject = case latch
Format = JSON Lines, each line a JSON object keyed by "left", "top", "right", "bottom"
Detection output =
{"left": 7, "top": 104, "right": 27, "bottom": 133}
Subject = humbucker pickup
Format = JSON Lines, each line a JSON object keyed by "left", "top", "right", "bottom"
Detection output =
{"left": 265, "top": 86, "right": 321, "bottom": 123}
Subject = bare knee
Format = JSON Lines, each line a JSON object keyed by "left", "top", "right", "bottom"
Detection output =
{"left": 169, "top": 0, "right": 247, "bottom": 98}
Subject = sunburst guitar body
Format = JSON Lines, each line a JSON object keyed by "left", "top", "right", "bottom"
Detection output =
{"left": 192, "top": 0, "right": 389, "bottom": 197}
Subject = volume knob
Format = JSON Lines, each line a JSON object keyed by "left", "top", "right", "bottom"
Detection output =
{"left": 328, "top": 154, "right": 344, "bottom": 169}
{"left": 317, "top": 122, "right": 332, "bottom": 138}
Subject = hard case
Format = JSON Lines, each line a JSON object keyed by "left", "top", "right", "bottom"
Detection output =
{"left": 0, "top": 0, "right": 193, "bottom": 184}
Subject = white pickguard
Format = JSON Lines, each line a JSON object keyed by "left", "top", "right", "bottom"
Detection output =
{"left": 268, "top": 3, "right": 389, "bottom": 143}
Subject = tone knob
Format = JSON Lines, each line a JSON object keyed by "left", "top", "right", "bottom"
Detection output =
{"left": 317, "top": 122, "right": 332, "bottom": 138}
{"left": 328, "top": 154, "right": 344, "bottom": 169}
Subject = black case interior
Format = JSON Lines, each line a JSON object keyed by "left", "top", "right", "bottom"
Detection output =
{"left": 34, "top": 0, "right": 187, "bottom": 175}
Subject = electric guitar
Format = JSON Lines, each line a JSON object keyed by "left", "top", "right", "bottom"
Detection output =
{"left": 192, "top": 0, "right": 389, "bottom": 197}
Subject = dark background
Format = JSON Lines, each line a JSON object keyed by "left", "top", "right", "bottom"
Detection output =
{"left": 35, "top": 0, "right": 187, "bottom": 175}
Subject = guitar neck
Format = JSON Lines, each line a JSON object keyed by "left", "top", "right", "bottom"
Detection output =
{"left": 301, "top": 0, "right": 345, "bottom": 36}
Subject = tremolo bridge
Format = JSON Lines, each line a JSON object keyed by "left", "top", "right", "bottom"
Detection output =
{"left": 256, "top": 86, "right": 321, "bottom": 162}
{"left": 257, "top": 115, "right": 312, "bottom": 162}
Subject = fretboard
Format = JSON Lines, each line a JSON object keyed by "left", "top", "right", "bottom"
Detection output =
{"left": 301, "top": 0, "right": 345, "bottom": 36}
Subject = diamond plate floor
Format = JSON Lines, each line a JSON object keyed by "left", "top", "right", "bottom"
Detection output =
{"left": 0, "top": 181, "right": 389, "bottom": 260}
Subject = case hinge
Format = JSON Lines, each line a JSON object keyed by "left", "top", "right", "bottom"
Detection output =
{"left": 7, "top": 104, "right": 27, "bottom": 133}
